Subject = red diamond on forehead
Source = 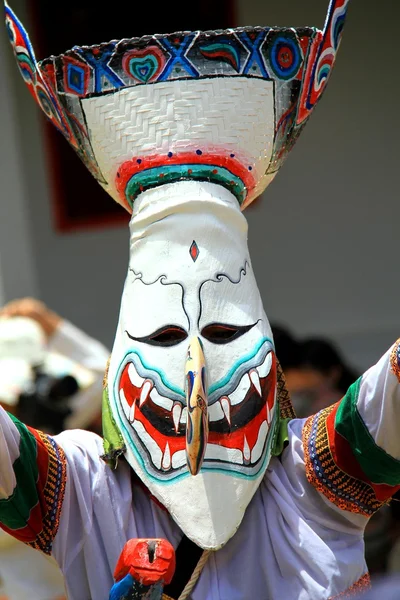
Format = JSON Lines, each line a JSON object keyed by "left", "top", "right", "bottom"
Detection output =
{"left": 189, "top": 240, "right": 199, "bottom": 262}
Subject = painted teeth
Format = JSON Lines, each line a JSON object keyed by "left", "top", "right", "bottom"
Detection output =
{"left": 150, "top": 387, "right": 173, "bottom": 411}
{"left": 205, "top": 444, "right": 243, "bottom": 464}
{"left": 132, "top": 419, "right": 162, "bottom": 470}
{"left": 128, "top": 363, "right": 145, "bottom": 388}
{"left": 249, "top": 369, "right": 262, "bottom": 397}
{"left": 119, "top": 388, "right": 130, "bottom": 419}
{"left": 229, "top": 372, "right": 251, "bottom": 406}
{"left": 121, "top": 358, "right": 275, "bottom": 472}
{"left": 172, "top": 449, "right": 186, "bottom": 469}
{"left": 243, "top": 436, "right": 251, "bottom": 462}
{"left": 121, "top": 395, "right": 271, "bottom": 471}
{"left": 208, "top": 353, "right": 271, "bottom": 416}
{"left": 140, "top": 380, "right": 153, "bottom": 407}
{"left": 220, "top": 396, "right": 231, "bottom": 424}
{"left": 257, "top": 352, "right": 272, "bottom": 379}
{"left": 251, "top": 420, "right": 268, "bottom": 463}
{"left": 172, "top": 403, "right": 182, "bottom": 432}
{"left": 129, "top": 401, "right": 136, "bottom": 423}
{"left": 180, "top": 406, "right": 188, "bottom": 424}
{"left": 162, "top": 443, "right": 171, "bottom": 470}
{"left": 208, "top": 401, "right": 224, "bottom": 422}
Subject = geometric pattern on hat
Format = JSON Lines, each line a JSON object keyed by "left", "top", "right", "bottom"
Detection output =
{"left": 5, "top": 0, "right": 350, "bottom": 211}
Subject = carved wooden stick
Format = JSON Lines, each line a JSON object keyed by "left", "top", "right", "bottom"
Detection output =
{"left": 109, "top": 538, "right": 175, "bottom": 600}
{"left": 185, "top": 337, "right": 208, "bottom": 476}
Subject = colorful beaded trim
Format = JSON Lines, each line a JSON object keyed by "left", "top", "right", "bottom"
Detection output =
{"left": 390, "top": 339, "right": 400, "bottom": 382}
{"left": 303, "top": 405, "right": 383, "bottom": 516}
{"left": 329, "top": 573, "right": 371, "bottom": 598}
{"left": 28, "top": 432, "right": 67, "bottom": 555}
{"left": 277, "top": 360, "right": 296, "bottom": 420}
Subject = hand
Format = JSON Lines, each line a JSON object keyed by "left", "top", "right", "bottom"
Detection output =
{"left": 0, "top": 298, "right": 62, "bottom": 338}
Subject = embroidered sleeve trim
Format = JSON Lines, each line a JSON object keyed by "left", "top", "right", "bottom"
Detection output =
{"left": 329, "top": 573, "right": 371, "bottom": 598}
{"left": 303, "top": 404, "right": 384, "bottom": 516}
{"left": 0, "top": 416, "right": 67, "bottom": 555}
{"left": 276, "top": 360, "right": 296, "bottom": 420}
{"left": 390, "top": 339, "right": 400, "bottom": 382}
{"left": 27, "top": 431, "right": 67, "bottom": 555}
{"left": 335, "top": 379, "right": 400, "bottom": 486}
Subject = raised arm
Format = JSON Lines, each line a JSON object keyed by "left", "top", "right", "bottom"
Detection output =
{"left": 49, "top": 317, "right": 109, "bottom": 430}
{"left": 0, "top": 405, "right": 67, "bottom": 554}
{"left": 49, "top": 318, "right": 109, "bottom": 373}
{"left": 0, "top": 298, "right": 110, "bottom": 429}
{"left": 0, "top": 297, "right": 110, "bottom": 373}
{"left": 303, "top": 339, "right": 400, "bottom": 516}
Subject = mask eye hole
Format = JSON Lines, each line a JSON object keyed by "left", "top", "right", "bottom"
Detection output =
{"left": 201, "top": 323, "right": 255, "bottom": 345}
{"left": 150, "top": 326, "right": 188, "bottom": 346}
{"left": 126, "top": 325, "right": 188, "bottom": 347}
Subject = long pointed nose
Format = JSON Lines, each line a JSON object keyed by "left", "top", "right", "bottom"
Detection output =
{"left": 185, "top": 337, "right": 208, "bottom": 476}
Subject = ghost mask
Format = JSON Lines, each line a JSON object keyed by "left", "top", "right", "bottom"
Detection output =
{"left": 5, "top": 0, "right": 350, "bottom": 549}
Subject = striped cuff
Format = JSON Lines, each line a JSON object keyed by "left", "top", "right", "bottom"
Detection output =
{"left": 304, "top": 380, "right": 400, "bottom": 515}
{"left": 0, "top": 414, "right": 67, "bottom": 554}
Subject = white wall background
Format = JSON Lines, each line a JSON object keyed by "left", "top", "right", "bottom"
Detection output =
{"left": 240, "top": 0, "right": 400, "bottom": 370}
{"left": 0, "top": 0, "right": 398, "bottom": 372}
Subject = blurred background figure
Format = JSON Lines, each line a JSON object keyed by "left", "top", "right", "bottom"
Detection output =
{"left": 0, "top": 297, "right": 109, "bottom": 432}
{"left": 0, "top": 297, "right": 109, "bottom": 600}
{"left": 272, "top": 324, "right": 359, "bottom": 418}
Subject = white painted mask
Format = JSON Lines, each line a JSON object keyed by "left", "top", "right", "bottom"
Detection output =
{"left": 108, "top": 180, "right": 277, "bottom": 548}
{"left": 5, "top": 0, "right": 349, "bottom": 549}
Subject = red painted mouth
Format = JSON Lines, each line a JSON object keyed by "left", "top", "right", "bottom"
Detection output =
{"left": 118, "top": 352, "right": 276, "bottom": 474}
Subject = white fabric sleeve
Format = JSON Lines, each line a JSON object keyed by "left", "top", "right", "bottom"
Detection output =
{"left": 302, "top": 339, "right": 400, "bottom": 521}
{"left": 0, "top": 406, "right": 68, "bottom": 557}
{"left": 51, "top": 429, "right": 132, "bottom": 577}
{"left": 356, "top": 339, "right": 400, "bottom": 460}
{"left": 0, "top": 406, "right": 19, "bottom": 499}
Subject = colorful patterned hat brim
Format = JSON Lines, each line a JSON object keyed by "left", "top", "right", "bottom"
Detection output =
{"left": 4, "top": 0, "right": 350, "bottom": 211}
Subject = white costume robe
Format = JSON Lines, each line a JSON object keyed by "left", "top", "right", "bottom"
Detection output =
{"left": 2, "top": 340, "right": 400, "bottom": 599}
